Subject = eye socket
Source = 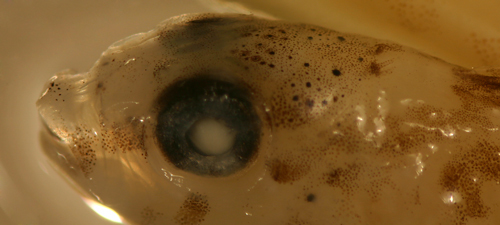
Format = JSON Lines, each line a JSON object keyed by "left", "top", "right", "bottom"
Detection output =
{"left": 155, "top": 76, "right": 261, "bottom": 177}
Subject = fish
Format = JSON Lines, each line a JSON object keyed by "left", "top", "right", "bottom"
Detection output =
{"left": 36, "top": 13, "right": 500, "bottom": 225}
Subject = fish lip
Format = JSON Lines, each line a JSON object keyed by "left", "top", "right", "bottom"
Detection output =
{"left": 39, "top": 126, "right": 82, "bottom": 180}
{"left": 41, "top": 119, "right": 62, "bottom": 141}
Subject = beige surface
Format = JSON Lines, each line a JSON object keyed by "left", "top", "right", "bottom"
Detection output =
{"left": 214, "top": 0, "right": 500, "bottom": 68}
{"left": 0, "top": 1, "right": 211, "bottom": 224}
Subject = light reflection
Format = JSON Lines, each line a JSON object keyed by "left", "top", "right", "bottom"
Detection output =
{"left": 441, "top": 191, "right": 462, "bottom": 205}
{"left": 404, "top": 122, "right": 456, "bottom": 139}
{"left": 162, "top": 168, "right": 185, "bottom": 188}
{"left": 124, "top": 58, "right": 136, "bottom": 65}
{"left": 83, "top": 198, "right": 123, "bottom": 224}
{"left": 414, "top": 153, "right": 425, "bottom": 177}
{"left": 428, "top": 143, "right": 438, "bottom": 154}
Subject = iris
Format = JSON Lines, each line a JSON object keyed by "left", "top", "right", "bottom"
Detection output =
{"left": 155, "top": 76, "right": 261, "bottom": 176}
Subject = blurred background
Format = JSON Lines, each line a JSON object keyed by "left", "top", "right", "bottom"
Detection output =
{"left": 0, "top": 0, "right": 498, "bottom": 224}
{"left": 0, "top": 1, "right": 213, "bottom": 224}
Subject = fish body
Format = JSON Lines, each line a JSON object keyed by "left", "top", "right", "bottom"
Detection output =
{"left": 37, "top": 13, "right": 500, "bottom": 225}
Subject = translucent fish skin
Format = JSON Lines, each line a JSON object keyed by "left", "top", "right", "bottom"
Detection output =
{"left": 36, "top": 13, "right": 500, "bottom": 225}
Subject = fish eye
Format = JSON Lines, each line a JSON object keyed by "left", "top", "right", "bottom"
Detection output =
{"left": 155, "top": 76, "right": 261, "bottom": 176}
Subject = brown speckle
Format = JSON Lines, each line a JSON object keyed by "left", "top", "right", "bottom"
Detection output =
{"left": 306, "top": 99, "right": 314, "bottom": 108}
{"left": 439, "top": 141, "right": 500, "bottom": 222}
{"left": 267, "top": 159, "right": 309, "bottom": 184}
{"left": 325, "top": 164, "right": 361, "bottom": 194}
{"left": 369, "top": 61, "right": 382, "bottom": 76}
{"left": 174, "top": 193, "right": 210, "bottom": 225}
{"left": 374, "top": 43, "right": 403, "bottom": 55}
{"left": 141, "top": 207, "right": 163, "bottom": 225}
{"left": 250, "top": 56, "right": 261, "bottom": 62}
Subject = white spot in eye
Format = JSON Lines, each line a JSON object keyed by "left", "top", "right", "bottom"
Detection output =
{"left": 188, "top": 118, "right": 236, "bottom": 156}
{"left": 83, "top": 198, "right": 123, "bottom": 223}
{"left": 442, "top": 192, "right": 462, "bottom": 205}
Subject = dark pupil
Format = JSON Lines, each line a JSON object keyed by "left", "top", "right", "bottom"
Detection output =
{"left": 155, "top": 77, "right": 261, "bottom": 176}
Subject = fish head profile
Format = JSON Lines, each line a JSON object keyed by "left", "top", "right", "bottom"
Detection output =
{"left": 37, "top": 13, "right": 500, "bottom": 225}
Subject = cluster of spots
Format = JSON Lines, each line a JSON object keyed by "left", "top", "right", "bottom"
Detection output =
{"left": 324, "top": 164, "right": 361, "bottom": 195}
{"left": 47, "top": 81, "right": 69, "bottom": 102}
{"left": 467, "top": 33, "right": 500, "bottom": 66}
{"left": 452, "top": 67, "right": 500, "bottom": 111}
{"left": 285, "top": 215, "right": 311, "bottom": 225}
{"left": 369, "top": 43, "right": 403, "bottom": 76}
{"left": 373, "top": 43, "right": 403, "bottom": 55}
{"left": 70, "top": 126, "right": 97, "bottom": 177}
{"left": 174, "top": 193, "right": 210, "bottom": 225}
{"left": 323, "top": 162, "right": 397, "bottom": 217}
{"left": 439, "top": 141, "right": 500, "bottom": 224}
{"left": 101, "top": 120, "right": 148, "bottom": 159}
{"left": 227, "top": 20, "right": 405, "bottom": 129}
{"left": 140, "top": 207, "right": 164, "bottom": 225}
{"left": 375, "top": 96, "right": 494, "bottom": 159}
{"left": 266, "top": 158, "right": 311, "bottom": 184}
{"left": 384, "top": 0, "right": 440, "bottom": 32}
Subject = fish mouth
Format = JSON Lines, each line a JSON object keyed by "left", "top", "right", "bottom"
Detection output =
{"left": 36, "top": 70, "right": 97, "bottom": 182}
{"left": 39, "top": 123, "right": 81, "bottom": 181}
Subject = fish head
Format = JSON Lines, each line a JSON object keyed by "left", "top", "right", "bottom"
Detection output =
{"left": 36, "top": 13, "right": 500, "bottom": 225}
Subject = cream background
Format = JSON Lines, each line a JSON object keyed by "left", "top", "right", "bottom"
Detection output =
{"left": 0, "top": 1, "right": 211, "bottom": 224}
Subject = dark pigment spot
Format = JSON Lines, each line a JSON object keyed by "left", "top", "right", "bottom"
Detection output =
{"left": 370, "top": 61, "right": 382, "bottom": 76}
{"left": 306, "top": 99, "right": 314, "bottom": 108}
{"left": 306, "top": 194, "right": 316, "bottom": 202}
{"left": 250, "top": 56, "right": 261, "bottom": 62}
